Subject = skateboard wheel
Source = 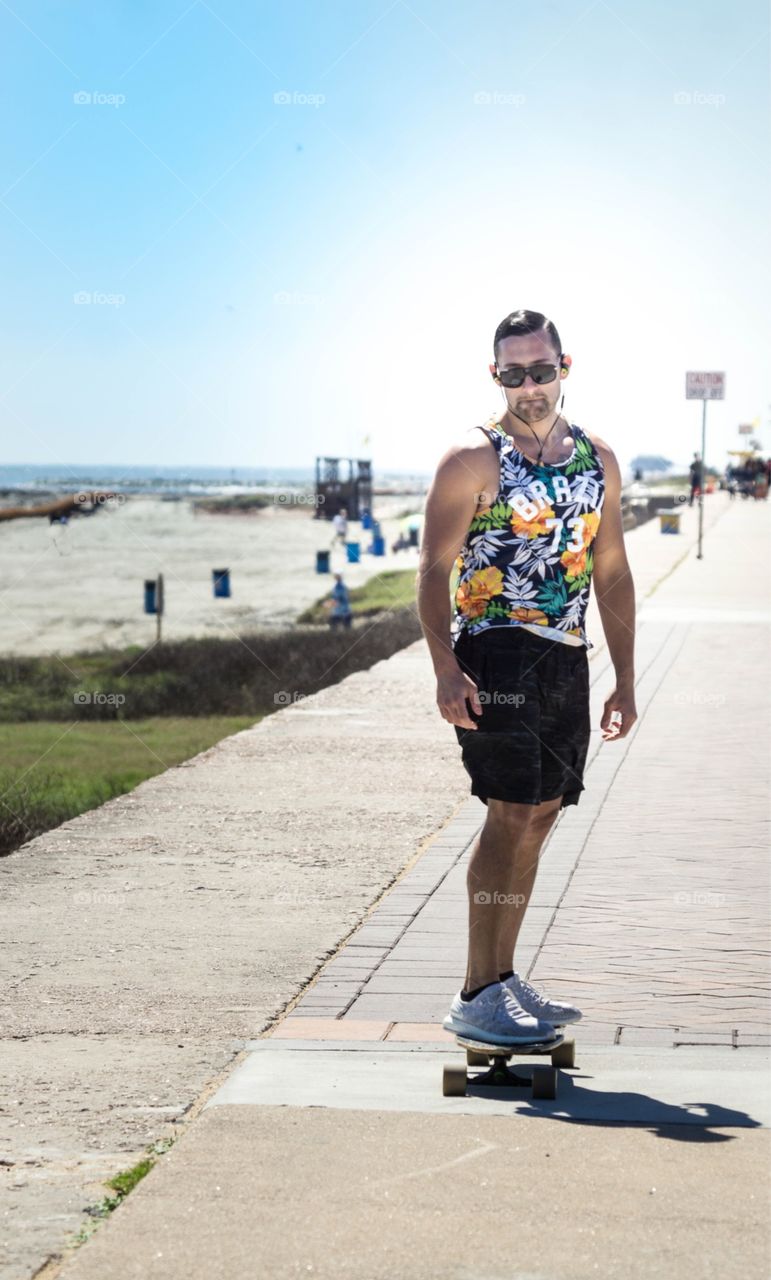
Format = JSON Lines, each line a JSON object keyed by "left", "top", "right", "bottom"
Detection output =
{"left": 551, "top": 1039, "right": 575, "bottom": 1068}
{"left": 442, "top": 1065, "right": 468, "bottom": 1097}
{"left": 531, "top": 1066, "right": 558, "bottom": 1100}
{"left": 466, "top": 1049, "right": 490, "bottom": 1067}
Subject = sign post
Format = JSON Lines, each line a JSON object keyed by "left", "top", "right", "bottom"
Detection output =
{"left": 686, "top": 371, "right": 725, "bottom": 559}
{"left": 156, "top": 572, "right": 164, "bottom": 645}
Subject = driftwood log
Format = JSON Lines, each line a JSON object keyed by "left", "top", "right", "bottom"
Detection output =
{"left": 0, "top": 492, "right": 118, "bottom": 523}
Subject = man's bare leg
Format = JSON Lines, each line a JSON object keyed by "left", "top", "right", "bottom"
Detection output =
{"left": 494, "top": 797, "right": 562, "bottom": 973}
{"left": 464, "top": 799, "right": 540, "bottom": 991}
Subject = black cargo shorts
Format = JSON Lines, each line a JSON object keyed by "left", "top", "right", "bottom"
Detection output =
{"left": 451, "top": 625, "right": 591, "bottom": 809}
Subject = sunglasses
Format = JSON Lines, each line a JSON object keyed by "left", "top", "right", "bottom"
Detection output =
{"left": 496, "top": 361, "right": 561, "bottom": 389}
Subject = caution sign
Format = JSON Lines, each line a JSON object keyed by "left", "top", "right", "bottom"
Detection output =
{"left": 686, "top": 371, "right": 725, "bottom": 400}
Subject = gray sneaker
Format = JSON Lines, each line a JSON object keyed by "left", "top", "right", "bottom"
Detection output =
{"left": 442, "top": 981, "right": 556, "bottom": 1045}
{"left": 503, "top": 971, "right": 583, "bottom": 1025}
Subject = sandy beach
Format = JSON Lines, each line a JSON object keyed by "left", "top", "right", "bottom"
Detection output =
{"left": 0, "top": 496, "right": 423, "bottom": 657}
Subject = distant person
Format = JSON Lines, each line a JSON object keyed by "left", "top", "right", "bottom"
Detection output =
{"left": 328, "top": 573, "right": 352, "bottom": 629}
{"left": 332, "top": 507, "right": 348, "bottom": 545}
{"left": 688, "top": 453, "right": 702, "bottom": 506}
{"left": 48, "top": 512, "right": 70, "bottom": 556}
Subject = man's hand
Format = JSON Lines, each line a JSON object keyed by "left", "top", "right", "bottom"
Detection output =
{"left": 601, "top": 683, "right": 638, "bottom": 741}
{"left": 436, "top": 666, "right": 483, "bottom": 730}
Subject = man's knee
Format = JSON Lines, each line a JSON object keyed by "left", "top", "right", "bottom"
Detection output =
{"left": 486, "top": 793, "right": 558, "bottom": 824}
{"left": 486, "top": 796, "right": 560, "bottom": 837}
{"left": 531, "top": 797, "right": 562, "bottom": 829}
{"left": 487, "top": 798, "right": 534, "bottom": 831}
{"left": 486, "top": 798, "right": 547, "bottom": 836}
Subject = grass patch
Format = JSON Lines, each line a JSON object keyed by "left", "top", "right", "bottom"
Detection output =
{"left": 70, "top": 1138, "right": 176, "bottom": 1248}
{"left": 192, "top": 492, "right": 272, "bottom": 513}
{"left": 192, "top": 491, "right": 324, "bottom": 514}
{"left": 0, "top": 716, "right": 256, "bottom": 856}
{"left": 0, "top": 608, "right": 421, "bottom": 854}
{"left": 297, "top": 568, "right": 417, "bottom": 624}
{"left": 0, "top": 610, "right": 420, "bottom": 722}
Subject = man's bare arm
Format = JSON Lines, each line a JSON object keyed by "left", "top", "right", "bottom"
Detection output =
{"left": 591, "top": 440, "right": 638, "bottom": 740}
{"left": 417, "top": 442, "right": 493, "bottom": 730}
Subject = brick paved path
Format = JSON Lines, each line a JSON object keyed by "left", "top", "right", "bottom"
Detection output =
{"left": 272, "top": 496, "right": 771, "bottom": 1048}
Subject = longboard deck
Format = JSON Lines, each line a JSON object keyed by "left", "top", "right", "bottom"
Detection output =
{"left": 455, "top": 1032, "right": 564, "bottom": 1056}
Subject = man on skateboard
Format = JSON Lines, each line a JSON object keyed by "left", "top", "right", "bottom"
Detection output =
{"left": 417, "top": 309, "right": 637, "bottom": 1046}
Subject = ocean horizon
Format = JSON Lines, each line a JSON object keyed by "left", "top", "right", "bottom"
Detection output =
{"left": 0, "top": 454, "right": 691, "bottom": 498}
{"left": 0, "top": 462, "right": 433, "bottom": 498}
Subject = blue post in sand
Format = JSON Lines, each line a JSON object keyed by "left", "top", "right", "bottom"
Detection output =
{"left": 360, "top": 508, "right": 372, "bottom": 530}
{"left": 144, "top": 574, "right": 164, "bottom": 642}
{"left": 213, "top": 568, "right": 231, "bottom": 597}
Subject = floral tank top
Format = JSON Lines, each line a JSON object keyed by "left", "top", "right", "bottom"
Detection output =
{"left": 450, "top": 415, "right": 605, "bottom": 650}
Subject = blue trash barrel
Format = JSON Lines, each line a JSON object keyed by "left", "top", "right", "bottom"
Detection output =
{"left": 346, "top": 541, "right": 360, "bottom": 564}
{"left": 408, "top": 526, "right": 419, "bottom": 547}
{"left": 316, "top": 549, "right": 331, "bottom": 573}
{"left": 360, "top": 509, "right": 373, "bottom": 530}
{"left": 213, "top": 568, "right": 231, "bottom": 597}
{"left": 372, "top": 534, "right": 385, "bottom": 556}
{"left": 144, "top": 580, "right": 157, "bottom": 614}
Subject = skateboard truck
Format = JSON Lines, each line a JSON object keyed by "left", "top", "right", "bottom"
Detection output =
{"left": 443, "top": 1034, "right": 576, "bottom": 1100}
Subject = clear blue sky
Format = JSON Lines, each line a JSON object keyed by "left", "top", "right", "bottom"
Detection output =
{"left": 1, "top": 0, "right": 768, "bottom": 475}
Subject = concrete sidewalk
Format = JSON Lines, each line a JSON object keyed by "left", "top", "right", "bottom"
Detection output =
{"left": 5, "top": 493, "right": 770, "bottom": 1280}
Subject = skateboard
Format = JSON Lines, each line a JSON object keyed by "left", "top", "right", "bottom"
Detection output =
{"left": 442, "top": 1032, "right": 576, "bottom": 1100}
